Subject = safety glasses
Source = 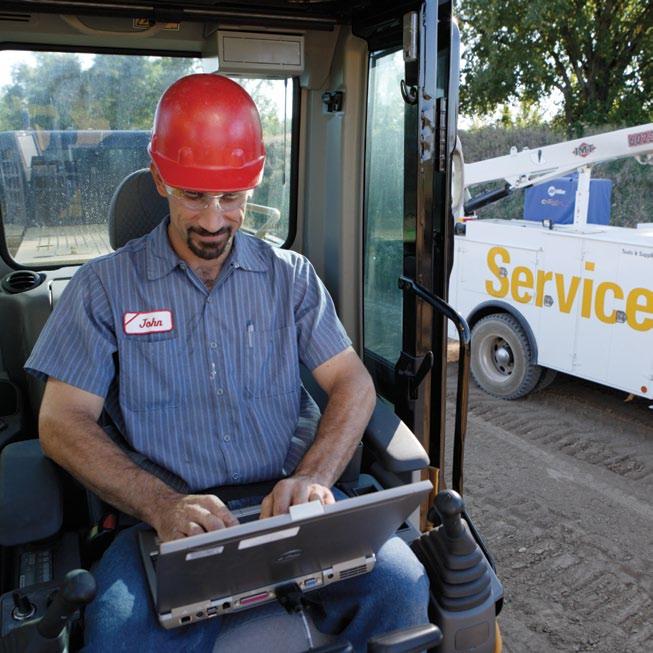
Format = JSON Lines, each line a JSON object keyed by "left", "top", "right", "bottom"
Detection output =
{"left": 164, "top": 184, "right": 250, "bottom": 212}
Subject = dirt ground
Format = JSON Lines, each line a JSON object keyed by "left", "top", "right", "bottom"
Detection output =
{"left": 444, "top": 364, "right": 653, "bottom": 653}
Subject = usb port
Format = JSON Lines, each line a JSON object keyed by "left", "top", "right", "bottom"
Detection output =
{"left": 304, "top": 578, "right": 319, "bottom": 589}
{"left": 207, "top": 606, "right": 218, "bottom": 616}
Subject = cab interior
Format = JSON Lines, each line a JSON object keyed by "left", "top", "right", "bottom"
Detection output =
{"left": 0, "top": 2, "right": 501, "bottom": 651}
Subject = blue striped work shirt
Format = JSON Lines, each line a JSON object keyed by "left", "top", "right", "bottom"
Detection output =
{"left": 26, "top": 220, "right": 351, "bottom": 491}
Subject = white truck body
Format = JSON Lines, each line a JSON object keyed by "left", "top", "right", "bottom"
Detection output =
{"left": 449, "top": 219, "right": 653, "bottom": 399}
{"left": 450, "top": 124, "right": 653, "bottom": 399}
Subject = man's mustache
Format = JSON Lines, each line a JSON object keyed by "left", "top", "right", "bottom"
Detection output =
{"left": 188, "top": 226, "right": 231, "bottom": 237}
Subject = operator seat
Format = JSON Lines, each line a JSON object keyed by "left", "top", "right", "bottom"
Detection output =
{"left": 108, "top": 168, "right": 168, "bottom": 249}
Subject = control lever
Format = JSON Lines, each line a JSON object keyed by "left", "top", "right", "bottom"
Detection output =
{"left": 37, "top": 570, "right": 96, "bottom": 639}
{"left": 11, "top": 592, "right": 36, "bottom": 621}
{"left": 412, "top": 490, "right": 500, "bottom": 653}
{"left": 0, "top": 569, "right": 96, "bottom": 653}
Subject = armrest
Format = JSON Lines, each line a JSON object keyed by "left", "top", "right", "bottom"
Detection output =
{"left": 363, "top": 401, "right": 429, "bottom": 474}
{"left": 299, "top": 364, "right": 429, "bottom": 474}
{"left": 0, "top": 439, "right": 63, "bottom": 546}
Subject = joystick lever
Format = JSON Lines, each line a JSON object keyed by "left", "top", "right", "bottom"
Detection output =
{"left": 411, "top": 490, "right": 501, "bottom": 653}
{"left": 0, "top": 569, "right": 96, "bottom": 653}
{"left": 37, "top": 570, "right": 96, "bottom": 639}
{"left": 12, "top": 592, "right": 35, "bottom": 621}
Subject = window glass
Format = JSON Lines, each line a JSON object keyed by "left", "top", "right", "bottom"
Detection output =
{"left": 363, "top": 49, "right": 405, "bottom": 363}
{"left": 0, "top": 50, "right": 293, "bottom": 267}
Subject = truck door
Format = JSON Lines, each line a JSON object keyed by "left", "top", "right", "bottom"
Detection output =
{"left": 608, "top": 241, "right": 653, "bottom": 398}
{"left": 532, "top": 233, "right": 583, "bottom": 374}
{"left": 361, "top": 0, "right": 458, "bottom": 492}
{"left": 572, "top": 239, "right": 619, "bottom": 385}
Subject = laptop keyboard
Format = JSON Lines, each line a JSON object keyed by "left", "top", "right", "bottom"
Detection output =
{"left": 233, "top": 506, "right": 261, "bottom": 524}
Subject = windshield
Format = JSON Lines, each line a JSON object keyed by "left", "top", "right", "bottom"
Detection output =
{"left": 0, "top": 50, "right": 293, "bottom": 267}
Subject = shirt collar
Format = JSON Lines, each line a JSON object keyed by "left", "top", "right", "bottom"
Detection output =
{"left": 146, "top": 221, "right": 267, "bottom": 281}
{"left": 229, "top": 232, "right": 268, "bottom": 273}
{"left": 146, "top": 218, "right": 181, "bottom": 281}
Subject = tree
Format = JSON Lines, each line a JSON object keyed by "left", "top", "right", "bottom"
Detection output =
{"left": 458, "top": 0, "right": 653, "bottom": 134}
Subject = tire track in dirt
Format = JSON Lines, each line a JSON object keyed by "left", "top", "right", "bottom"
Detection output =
{"left": 445, "top": 367, "right": 653, "bottom": 652}
{"left": 449, "top": 370, "right": 653, "bottom": 485}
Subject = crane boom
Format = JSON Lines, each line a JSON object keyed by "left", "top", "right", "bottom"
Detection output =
{"left": 457, "top": 123, "right": 653, "bottom": 223}
{"left": 465, "top": 123, "right": 653, "bottom": 190}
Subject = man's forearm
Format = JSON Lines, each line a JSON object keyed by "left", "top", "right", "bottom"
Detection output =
{"left": 40, "top": 411, "right": 179, "bottom": 526}
{"left": 295, "top": 374, "right": 376, "bottom": 486}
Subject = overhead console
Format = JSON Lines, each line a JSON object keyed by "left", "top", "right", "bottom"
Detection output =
{"left": 207, "top": 30, "right": 305, "bottom": 76}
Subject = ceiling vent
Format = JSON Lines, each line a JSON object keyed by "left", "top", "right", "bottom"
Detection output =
{"left": 1, "top": 270, "right": 45, "bottom": 294}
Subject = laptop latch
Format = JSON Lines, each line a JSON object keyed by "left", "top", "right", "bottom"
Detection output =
{"left": 288, "top": 499, "right": 325, "bottom": 521}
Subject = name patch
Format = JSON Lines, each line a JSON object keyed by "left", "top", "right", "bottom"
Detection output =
{"left": 123, "top": 310, "right": 173, "bottom": 335}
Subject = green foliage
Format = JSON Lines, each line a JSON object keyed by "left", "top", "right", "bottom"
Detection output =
{"left": 460, "top": 124, "right": 652, "bottom": 227}
{"left": 458, "top": 0, "right": 653, "bottom": 133}
{"left": 0, "top": 53, "right": 200, "bottom": 131}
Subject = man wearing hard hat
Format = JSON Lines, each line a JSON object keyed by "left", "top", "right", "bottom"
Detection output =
{"left": 27, "top": 74, "right": 429, "bottom": 651}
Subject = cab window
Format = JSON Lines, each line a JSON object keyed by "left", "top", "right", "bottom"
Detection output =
{"left": 363, "top": 48, "right": 405, "bottom": 364}
{"left": 0, "top": 50, "right": 294, "bottom": 267}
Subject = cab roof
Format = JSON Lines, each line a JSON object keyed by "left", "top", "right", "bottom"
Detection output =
{"left": 2, "top": 0, "right": 429, "bottom": 47}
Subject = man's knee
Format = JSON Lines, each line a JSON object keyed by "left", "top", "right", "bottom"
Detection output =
{"left": 374, "top": 537, "right": 429, "bottom": 612}
{"left": 84, "top": 525, "right": 155, "bottom": 645}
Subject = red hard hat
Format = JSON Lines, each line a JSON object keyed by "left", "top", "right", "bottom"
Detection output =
{"left": 148, "top": 74, "right": 266, "bottom": 192}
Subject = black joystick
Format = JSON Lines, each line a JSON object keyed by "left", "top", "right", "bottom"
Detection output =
{"left": 37, "top": 570, "right": 96, "bottom": 639}
{"left": 410, "top": 490, "right": 499, "bottom": 653}
{"left": 435, "top": 489, "right": 466, "bottom": 539}
{"left": 11, "top": 592, "right": 35, "bottom": 621}
{"left": 0, "top": 569, "right": 96, "bottom": 653}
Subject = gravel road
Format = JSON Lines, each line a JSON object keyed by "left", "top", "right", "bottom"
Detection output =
{"left": 445, "top": 367, "right": 653, "bottom": 652}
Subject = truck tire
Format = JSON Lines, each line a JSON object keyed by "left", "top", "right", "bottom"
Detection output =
{"left": 470, "top": 313, "right": 542, "bottom": 399}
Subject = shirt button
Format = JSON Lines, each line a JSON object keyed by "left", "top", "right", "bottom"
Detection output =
{"left": 232, "top": 472, "right": 240, "bottom": 480}
{"left": 206, "top": 297, "right": 212, "bottom": 304}
{"left": 216, "top": 388, "right": 224, "bottom": 396}
{"left": 179, "top": 262, "right": 187, "bottom": 270}
{"left": 210, "top": 341, "right": 218, "bottom": 349}
{"left": 223, "top": 434, "right": 231, "bottom": 442}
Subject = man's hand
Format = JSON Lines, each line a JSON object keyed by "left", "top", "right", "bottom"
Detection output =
{"left": 152, "top": 493, "right": 239, "bottom": 542}
{"left": 260, "top": 476, "right": 335, "bottom": 518}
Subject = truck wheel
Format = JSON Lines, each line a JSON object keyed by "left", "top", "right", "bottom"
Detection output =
{"left": 470, "top": 313, "right": 542, "bottom": 399}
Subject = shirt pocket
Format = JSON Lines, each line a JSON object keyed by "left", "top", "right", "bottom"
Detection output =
{"left": 119, "top": 332, "right": 182, "bottom": 411}
{"left": 245, "top": 325, "right": 300, "bottom": 398}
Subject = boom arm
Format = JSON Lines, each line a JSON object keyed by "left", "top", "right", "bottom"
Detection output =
{"left": 458, "top": 123, "right": 653, "bottom": 219}
{"left": 465, "top": 123, "right": 653, "bottom": 189}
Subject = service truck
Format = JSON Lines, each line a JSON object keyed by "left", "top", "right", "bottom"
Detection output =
{"left": 449, "top": 124, "right": 653, "bottom": 399}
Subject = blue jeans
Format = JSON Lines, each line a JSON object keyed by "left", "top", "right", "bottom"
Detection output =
{"left": 84, "top": 523, "right": 429, "bottom": 652}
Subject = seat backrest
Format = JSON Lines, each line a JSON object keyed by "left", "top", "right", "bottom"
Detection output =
{"left": 108, "top": 168, "right": 169, "bottom": 249}
{"left": 1, "top": 169, "right": 169, "bottom": 434}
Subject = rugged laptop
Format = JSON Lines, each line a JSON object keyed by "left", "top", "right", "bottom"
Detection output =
{"left": 139, "top": 481, "right": 432, "bottom": 628}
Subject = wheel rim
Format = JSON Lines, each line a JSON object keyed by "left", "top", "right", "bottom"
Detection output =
{"left": 481, "top": 336, "right": 514, "bottom": 378}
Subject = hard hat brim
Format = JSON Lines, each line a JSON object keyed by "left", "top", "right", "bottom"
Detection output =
{"left": 150, "top": 146, "right": 265, "bottom": 193}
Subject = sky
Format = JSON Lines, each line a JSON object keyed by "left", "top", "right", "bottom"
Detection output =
{"left": 0, "top": 50, "right": 95, "bottom": 89}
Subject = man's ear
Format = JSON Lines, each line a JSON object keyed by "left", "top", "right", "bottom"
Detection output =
{"left": 150, "top": 163, "right": 168, "bottom": 199}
